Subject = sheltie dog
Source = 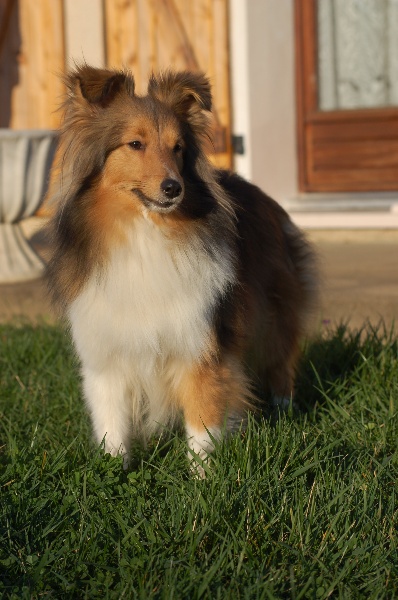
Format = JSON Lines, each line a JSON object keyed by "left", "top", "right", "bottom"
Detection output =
{"left": 46, "top": 65, "right": 317, "bottom": 472}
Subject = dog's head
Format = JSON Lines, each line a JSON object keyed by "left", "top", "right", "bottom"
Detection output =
{"left": 50, "top": 65, "right": 214, "bottom": 217}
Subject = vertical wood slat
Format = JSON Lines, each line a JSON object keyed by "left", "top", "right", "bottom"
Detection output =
{"left": 104, "top": 0, "right": 139, "bottom": 75}
{"left": 138, "top": 0, "right": 157, "bottom": 90}
{"left": 0, "top": 0, "right": 19, "bottom": 127}
{"left": 0, "top": 0, "right": 65, "bottom": 129}
{"left": 158, "top": 0, "right": 198, "bottom": 71}
{"left": 44, "top": 0, "right": 65, "bottom": 127}
{"left": 105, "top": 0, "right": 137, "bottom": 81}
{"left": 0, "top": 0, "right": 15, "bottom": 57}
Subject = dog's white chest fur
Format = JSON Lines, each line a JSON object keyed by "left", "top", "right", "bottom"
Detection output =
{"left": 68, "top": 216, "right": 235, "bottom": 373}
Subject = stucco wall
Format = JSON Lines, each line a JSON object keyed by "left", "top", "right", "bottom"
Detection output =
{"left": 229, "top": 0, "right": 298, "bottom": 203}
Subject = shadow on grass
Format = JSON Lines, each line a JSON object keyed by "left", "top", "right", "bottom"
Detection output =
{"left": 295, "top": 320, "right": 397, "bottom": 412}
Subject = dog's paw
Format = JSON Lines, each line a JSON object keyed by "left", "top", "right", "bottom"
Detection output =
{"left": 272, "top": 396, "right": 298, "bottom": 412}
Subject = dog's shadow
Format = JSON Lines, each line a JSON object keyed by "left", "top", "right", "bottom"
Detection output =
{"left": 118, "top": 322, "right": 393, "bottom": 474}
{"left": 294, "top": 321, "right": 392, "bottom": 413}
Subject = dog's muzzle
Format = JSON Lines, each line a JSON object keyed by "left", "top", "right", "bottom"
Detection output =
{"left": 133, "top": 179, "right": 184, "bottom": 213}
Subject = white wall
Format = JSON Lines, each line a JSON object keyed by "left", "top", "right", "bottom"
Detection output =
{"left": 229, "top": 0, "right": 298, "bottom": 203}
{"left": 229, "top": 0, "right": 252, "bottom": 181}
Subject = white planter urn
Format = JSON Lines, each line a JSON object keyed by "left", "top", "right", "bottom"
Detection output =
{"left": 0, "top": 129, "right": 57, "bottom": 282}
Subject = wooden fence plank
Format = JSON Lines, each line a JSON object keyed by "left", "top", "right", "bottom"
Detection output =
{"left": 42, "top": 0, "right": 65, "bottom": 128}
{"left": 0, "top": 0, "right": 65, "bottom": 129}
{"left": 0, "top": 0, "right": 19, "bottom": 127}
{"left": 105, "top": 0, "right": 140, "bottom": 75}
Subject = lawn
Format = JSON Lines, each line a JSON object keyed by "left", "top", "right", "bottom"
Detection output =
{"left": 0, "top": 322, "right": 397, "bottom": 598}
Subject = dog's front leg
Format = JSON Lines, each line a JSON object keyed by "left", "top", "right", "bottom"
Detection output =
{"left": 82, "top": 365, "right": 132, "bottom": 468}
{"left": 173, "top": 356, "right": 250, "bottom": 476}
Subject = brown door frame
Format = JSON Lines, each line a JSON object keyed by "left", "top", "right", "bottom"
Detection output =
{"left": 295, "top": 0, "right": 398, "bottom": 193}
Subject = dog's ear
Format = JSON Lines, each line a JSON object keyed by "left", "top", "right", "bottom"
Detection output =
{"left": 148, "top": 71, "right": 212, "bottom": 127}
{"left": 66, "top": 65, "right": 135, "bottom": 107}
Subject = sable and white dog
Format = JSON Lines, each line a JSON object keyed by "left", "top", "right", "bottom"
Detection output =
{"left": 46, "top": 65, "right": 317, "bottom": 471}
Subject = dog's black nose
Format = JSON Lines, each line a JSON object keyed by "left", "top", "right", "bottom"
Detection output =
{"left": 161, "top": 178, "right": 182, "bottom": 199}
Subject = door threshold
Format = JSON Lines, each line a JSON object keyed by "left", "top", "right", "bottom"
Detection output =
{"left": 289, "top": 209, "right": 398, "bottom": 230}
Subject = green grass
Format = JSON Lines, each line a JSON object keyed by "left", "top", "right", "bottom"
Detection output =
{"left": 0, "top": 322, "right": 397, "bottom": 599}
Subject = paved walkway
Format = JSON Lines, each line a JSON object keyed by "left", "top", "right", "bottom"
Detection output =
{"left": 308, "top": 229, "right": 398, "bottom": 333}
{"left": 1, "top": 219, "right": 397, "bottom": 333}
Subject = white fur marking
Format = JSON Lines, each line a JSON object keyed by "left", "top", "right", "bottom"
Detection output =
{"left": 186, "top": 424, "right": 221, "bottom": 477}
{"left": 68, "top": 216, "right": 235, "bottom": 451}
{"left": 83, "top": 366, "right": 131, "bottom": 466}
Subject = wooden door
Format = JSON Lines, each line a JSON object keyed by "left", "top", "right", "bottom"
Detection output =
{"left": 296, "top": 0, "right": 398, "bottom": 192}
{"left": 104, "top": 0, "right": 232, "bottom": 168}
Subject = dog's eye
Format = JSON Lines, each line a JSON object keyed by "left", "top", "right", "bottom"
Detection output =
{"left": 173, "top": 143, "right": 183, "bottom": 154}
{"left": 129, "top": 141, "right": 143, "bottom": 150}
